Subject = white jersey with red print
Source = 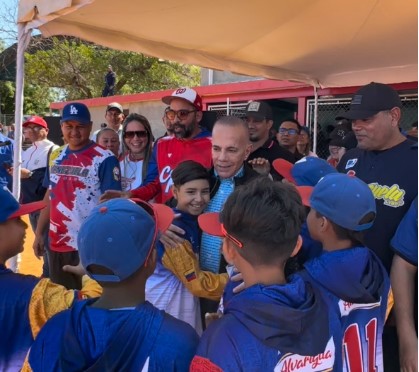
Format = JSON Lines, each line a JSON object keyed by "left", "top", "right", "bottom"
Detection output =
{"left": 45, "top": 142, "right": 121, "bottom": 252}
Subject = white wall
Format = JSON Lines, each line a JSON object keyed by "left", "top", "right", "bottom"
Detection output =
{"left": 89, "top": 100, "right": 168, "bottom": 139}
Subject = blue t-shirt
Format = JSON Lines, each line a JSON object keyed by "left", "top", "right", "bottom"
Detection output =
{"left": 337, "top": 140, "right": 418, "bottom": 271}
{"left": 391, "top": 197, "right": 418, "bottom": 266}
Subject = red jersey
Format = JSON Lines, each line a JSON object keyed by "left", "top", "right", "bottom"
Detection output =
{"left": 131, "top": 132, "right": 212, "bottom": 203}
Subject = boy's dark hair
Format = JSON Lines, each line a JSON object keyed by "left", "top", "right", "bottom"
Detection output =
{"left": 172, "top": 160, "right": 211, "bottom": 187}
{"left": 221, "top": 178, "right": 305, "bottom": 266}
{"left": 315, "top": 210, "right": 375, "bottom": 247}
{"left": 280, "top": 118, "right": 302, "bottom": 134}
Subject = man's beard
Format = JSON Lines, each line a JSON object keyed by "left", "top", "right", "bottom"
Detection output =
{"left": 174, "top": 123, "right": 194, "bottom": 139}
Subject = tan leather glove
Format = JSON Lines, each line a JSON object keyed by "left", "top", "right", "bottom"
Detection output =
{"left": 162, "top": 240, "right": 228, "bottom": 301}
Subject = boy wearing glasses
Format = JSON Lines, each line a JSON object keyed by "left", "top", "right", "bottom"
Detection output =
{"left": 33, "top": 103, "right": 121, "bottom": 290}
{"left": 27, "top": 199, "right": 199, "bottom": 371}
{"left": 191, "top": 179, "right": 333, "bottom": 371}
{"left": 101, "top": 87, "right": 212, "bottom": 203}
{"left": 277, "top": 119, "right": 304, "bottom": 161}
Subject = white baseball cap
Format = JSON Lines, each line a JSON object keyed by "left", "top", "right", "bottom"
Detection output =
{"left": 162, "top": 87, "right": 203, "bottom": 111}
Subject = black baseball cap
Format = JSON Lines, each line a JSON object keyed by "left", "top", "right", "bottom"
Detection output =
{"left": 342, "top": 82, "right": 402, "bottom": 120}
{"left": 245, "top": 101, "right": 273, "bottom": 121}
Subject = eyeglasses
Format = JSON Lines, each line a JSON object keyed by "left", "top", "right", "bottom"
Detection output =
{"left": 221, "top": 223, "right": 243, "bottom": 248}
{"left": 123, "top": 130, "right": 148, "bottom": 139}
{"left": 23, "top": 126, "right": 43, "bottom": 132}
{"left": 165, "top": 109, "right": 196, "bottom": 121}
{"left": 279, "top": 128, "right": 298, "bottom": 135}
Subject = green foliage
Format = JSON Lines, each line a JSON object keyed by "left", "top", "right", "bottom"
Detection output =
{"left": 24, "top": 37, "right": 200, "bottom": 101}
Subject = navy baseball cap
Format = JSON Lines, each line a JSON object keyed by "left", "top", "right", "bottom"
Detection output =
{"left": 308, "top": 173, "right": 376, "bottom": 231}
{"left": 61, "top": 102, "right": 91, "bottom": 124}
{"left": 273, "top": 157, "right": 337, "bottom": 186}
{"left": 0, "top": 186, "right": 46, "bottom": 223}
{"left": 77, "top": 198, "right": 174, "bottom": 283}
{"left": 342, "top": 82, "right": 402, "bottom": 120}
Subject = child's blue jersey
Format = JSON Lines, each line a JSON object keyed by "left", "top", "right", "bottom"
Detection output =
{"left": 300, "top": 247, "right": 392, "bottom": 372}
{"left": 192, "top": 275, "right": 335, "bottom": 371}
{"left": 28, "top": 299, "right": 198, "bottom": 371}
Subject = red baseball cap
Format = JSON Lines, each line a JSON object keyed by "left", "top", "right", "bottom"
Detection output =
{"left": 295, "top": 186, "right": 313, "bottom": 207}
{"left": 272, "top": 158, "right": 296, "bottom": 184}
{"left": 23, "top": 116, "right": 48, "bottom": 129}
{"left": 198, "top": 212, "right": 223, "bottom": 237}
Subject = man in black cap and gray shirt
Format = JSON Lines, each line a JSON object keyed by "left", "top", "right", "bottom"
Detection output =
{"left": 337, "top": 82, "right": 417, "bottom": 372}
{"left": 245, "top": 101, "right": 295, "bottom": 180}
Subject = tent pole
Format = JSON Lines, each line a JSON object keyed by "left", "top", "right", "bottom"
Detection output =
{"left": 12, "top": 24, "right": 31, "bottom": 200}
{"left": 9, "top": 23, "right": 31, "bottom": 273}
{"left": 312, "top": 86, "right": 319, "bottom": 154}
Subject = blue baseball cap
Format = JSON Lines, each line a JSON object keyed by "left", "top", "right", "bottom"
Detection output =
{"left": 273, "top": 156, "right": 337, "bottom": 186}
{"left": 77, "top": 198, "right": 174, "bottom": 283}
{"left": 0, "top": 186, "right": 46, "bottom": 223}
{"left": 61, "top": 102, "right": 91, "bottom": 124}
{"left": 309, "top": 173, "right": 376, "bottom": 231}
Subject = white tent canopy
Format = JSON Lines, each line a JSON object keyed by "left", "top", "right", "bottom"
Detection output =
{"left": 11, "top": 0, "right": 419, "bottom": 198}
{"left": 18, "top": 0, "right": 418, "bottom": 88}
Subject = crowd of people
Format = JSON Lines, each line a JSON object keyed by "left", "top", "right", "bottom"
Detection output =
{"left": 0, "top": 82, "right": 417, "bottom": 371}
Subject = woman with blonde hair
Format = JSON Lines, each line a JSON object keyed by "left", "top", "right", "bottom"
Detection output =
{"left": 119, "top": 113, "right": 154, "bottom": 191}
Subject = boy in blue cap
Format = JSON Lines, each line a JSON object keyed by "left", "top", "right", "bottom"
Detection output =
{"left": 191, "top": 179, "right": 334, "bottom": 371}
{"left": 33, "top": 102, "right": 121, "bottom": 290}
{"left": 273, "top": 156, "right": 338, "bottom": 263}
{"left": 27, "top": 198, "right": 199, "bottom": 371}
{"left": 298, "top": 173, "right": 392, "bottom": 371}
{"left": 0, "top": 186, "right": 101, "bottom": 372}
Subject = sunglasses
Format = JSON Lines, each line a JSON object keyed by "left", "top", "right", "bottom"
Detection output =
{"left": 123, "top": 130, "right": 148, "bottom": 139}
{"left": 221, "top": 223, "right": 243, "bottom": 248}
{"left": 279, "top": 128, "right": 298, "bottom": 135}
{"left": 165, "top": 109, "right": 196, "bottom": 121}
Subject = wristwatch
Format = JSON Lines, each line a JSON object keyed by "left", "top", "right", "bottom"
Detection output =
{"left": 28, "top": 171, "right": 33, "bottom": 178}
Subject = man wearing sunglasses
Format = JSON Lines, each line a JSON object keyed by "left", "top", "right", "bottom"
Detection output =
{"left": 276, "top": 119, "right": 304, "bottom": 161}
{"left": 101, "top": 88, "right": 212, "bottom": 204}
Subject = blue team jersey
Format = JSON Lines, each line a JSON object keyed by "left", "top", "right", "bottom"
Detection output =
{"left": 0, "top": 266, "right": 38, "bottom": 372}
{"left": 391, "top": 197, "right": 418, "bottom": 266}
{"left": 28, "top": 299, "right": 198, "bottom": 371}
{"left": 337, "top": 140, "right": 418, "bottom": 271}
{"left": 301, "top": 247, "right": 392, "bottom": 372}
{"left": 192, "top": 275, "right": 335, "bottom": 372}
{"left": 147, "top": 209, "right": 203, "bottom": 332}
{"left": 0, "top": 133, "right": 13, "bottom": 189}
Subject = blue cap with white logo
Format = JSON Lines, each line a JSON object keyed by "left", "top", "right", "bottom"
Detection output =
{"left": 61, "top": 102, "right": 91, "bottom": 125}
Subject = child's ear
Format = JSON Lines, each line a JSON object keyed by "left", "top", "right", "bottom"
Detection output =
{"left": 222, "top": 239, "right": 237, "bottom": 265}
{"left": 172, "top": 185, "right": 178, "bottom": 200}
{"left": 290, "top": 235, "right": 303, "bottom": 257}
{"left": 321, "top": 217, "right": 330, "bottom": 232}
